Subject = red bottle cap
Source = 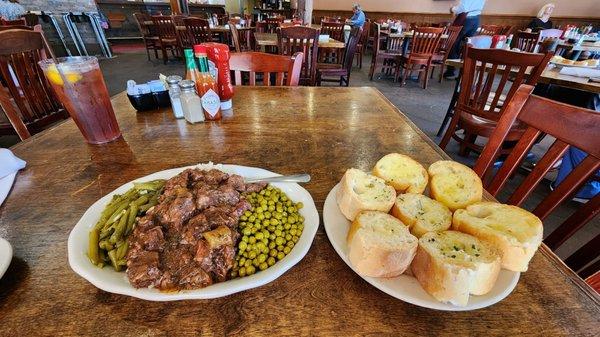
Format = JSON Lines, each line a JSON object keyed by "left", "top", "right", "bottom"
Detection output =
{"left": 193, "top": 45, "right": 207, "bottom": 54}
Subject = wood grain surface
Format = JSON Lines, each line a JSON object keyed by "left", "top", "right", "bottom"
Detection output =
{"left": 1, "top": 87, "right": 599, "bottom": 336}
{"left": 254, "top": 32, "right": 345, "bottom": 48}
{"left": 446, "top": 58, "right": 600, "bottom": 94}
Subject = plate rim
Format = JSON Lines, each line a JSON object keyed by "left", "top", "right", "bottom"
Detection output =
{"left": 67, "top": 163, "right": 320, "bottom": 301}
{"left": 0, "top": 172, "right": 17, "bottom": 206}
{"left": 323, "top": 183, "right": 520, "bottom": 311}
{"left": 0, "top": 237, "right": 12, "bottom": 279}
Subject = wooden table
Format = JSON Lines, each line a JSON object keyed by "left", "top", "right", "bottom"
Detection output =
{"left": 558, "top": 40, "right": 600, "bottom": 52}
{"left": 446, "top": 58, "right": 600, "bottom": 94}
{"left": 1, "top": 87, "right": 599, "bottom": 335}
{"left": 174, "top": 25, "right": 254, "bottom": 33}
{"left": 254, "top": 32, "right": 345, "bottom": 48}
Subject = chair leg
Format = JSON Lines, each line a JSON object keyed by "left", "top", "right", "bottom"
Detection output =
{"left": 439, "top": 111, "right": 461, "bottom": 150}
{"left": 359, "top": 52, "right": 363, "bottom": 69}
{"left": 400, "top": 64, "right": 410, "bottom": 86}
{"left": 438, "top": 63, "right": 445, "bottom": 83}
{"left": 437, "top": 77, "right": 461, "bottom": 137}
{"left": 369, "top": 58, "right": 376, "bottom": 81}
{"left": 423, "top": 64, "right": 431, "bottom": 89}
{"left": 458, "top": 131, "right": 472, "bottom": 157}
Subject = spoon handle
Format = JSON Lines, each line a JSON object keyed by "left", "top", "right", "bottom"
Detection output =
{"left": 245, "top": 174, "right": 311, "bottom": 184}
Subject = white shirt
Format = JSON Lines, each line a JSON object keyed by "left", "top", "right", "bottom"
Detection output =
{"left": 452, "top": 0, "right": 486, "bottom": 17}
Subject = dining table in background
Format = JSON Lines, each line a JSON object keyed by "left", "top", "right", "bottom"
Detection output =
{"left": 254, "top": 32, "right": 345, "bottom": 49}
{"left": 445, "top": 58, "right": 600, "bottom": 94}
{"left": 0, "top": 87, "right": 598, "bottom": 335}
{"left": 382, "top": 30, "right": 449, "bottom": 56}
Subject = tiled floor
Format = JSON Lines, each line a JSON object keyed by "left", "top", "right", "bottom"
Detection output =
{"left": 5, "top": 50, "right": 597, "bottom": 263}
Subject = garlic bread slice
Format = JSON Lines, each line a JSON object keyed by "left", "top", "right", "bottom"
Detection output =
{"left": 373, "top": 153, "right": 428, "bottom": 194}
{"left": 391, "top": 193, "right": 452, "bottom": 238}
{"left": 428, "top": 160, "right": 483, "bottom": 211}
{"left": 336, "top": 168, "right": 396, "bottom": 221}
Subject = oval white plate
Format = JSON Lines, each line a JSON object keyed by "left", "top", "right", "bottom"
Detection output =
{"left": 68, "top": 164, "right": 319, "bottom": 301}
{"left": 323, "top": 184, "right": 520, "bottom": 311}
{"left": 0, "top": 237, "right": 12, "bottom": 279}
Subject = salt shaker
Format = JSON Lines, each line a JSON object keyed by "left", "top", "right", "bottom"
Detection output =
{"left": 166, "top": 75, "right": 184, "bottom": 119}
{"left": 179, "top": 80, "right": 205, "bottom": 124}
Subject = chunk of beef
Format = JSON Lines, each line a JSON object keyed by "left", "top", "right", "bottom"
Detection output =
{"left": 126, "top": 251, "right": 161, "bottom": 288}
{"left": 180, "top": 213, "right": 210, "bottom": 245}
{"left": 154, "top": 192, "right": 196, "bottom": 233}
{"left": 177, "top": 264, "right": 213, "bottom": 289}
{"left": 226, "top": 174, "right": 246, "bottom": 192}
{"left": 210, "top": 245, "right": 235, "bottom": 282}
{"left": 161, "top": 170, "right": 191, "bottom": 201}
{"left": 129, "top": 226, "right": 165, "bottom": 252}
{"left": 232, "top": 199, "right": 252, "bottom": 218}
{"left": 203, "top": 206, "right": 239, "bottom": 229}
{"left": 194, "top": 185, "right": 240, "bottom": 211}
{"left": 160, "top": 243, "right": 194, "bottom": 276}
{"left": 245, "top": 182, "right": 268, "bottom": 193}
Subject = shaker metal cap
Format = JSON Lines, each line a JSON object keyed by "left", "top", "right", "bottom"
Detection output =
{"left": 166, "top": 75, "right": 183, "bottom": 84}
{"left": 178, "top": 79, "right": 196, "bottom": 89}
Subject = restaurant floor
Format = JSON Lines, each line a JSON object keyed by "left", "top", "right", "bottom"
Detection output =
{"left": 7, "top": 50, "right": 597, "bottom": 263}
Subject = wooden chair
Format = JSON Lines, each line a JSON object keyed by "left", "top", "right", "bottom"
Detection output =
{"left": 172, "top": 15, "right": 194, "bottom": 51}
{"left": 0, "top": 29, "right": 67, "bottom": 140}
{"left": 369, "top": 23, "right": 404, "bottom": 81}
{"left": 265, "top": 17, "right": 283, "bottom": 33}
{"left": 319, "top": 21, "right": 345, "bottom": 64}
{"left": 321, "top": 17, "right": 341, "bottom": 24}
{"left": 432, "top": 25, "right": 462, "bottom": 83}
{"left": 355, "top": 21, "right": 370, "bottom": 68}
{"left": 479, "top": 24, "right": 504, "bottom": 36}
{"left": 184, "top": 17, "right": 212, "bottom": 45}
{"left": 1, "top": 18, "right": 27, "bottom": 26}
{"left": 230, "top": 22, "right": 252, "bottom": 52}
{"left": 151, "top": 15, "right": 179, "bottom": 64}
{"left": 279, "top": 22, "right": 295, "bottom": 29}
{"left": 255, "top": 21, "right": 268, "bottom": 33}
{"left": 513, "top": 31, "right": 540, "bottom": 53}
{"left": 316, "top": 27, "right": 362, "bottom": 87}
{"left": 396, "top": 27, "right": 444, "bottom": 89}
{"left": 473, "top": 84, "right": 600, "bottom": 278}
{"left": 501, "top": 25, "right": 513, "bottom": 35}
{"left": 439, "top": 46, "right": 552, "bottom": 156}
{"left": 278, "top": 26, "right": 319, "bottom": 86}
{"left": 133, "top": 13, "right": 160, "bottom": 60}
{"left": 229, "top": 52, "right": 303, "bottom": 86}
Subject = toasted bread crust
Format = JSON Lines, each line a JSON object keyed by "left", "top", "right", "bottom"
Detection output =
{"left": 336, "top": 168, "right": 396, "bottom": 221}
{"left": 428, "top": 161, "right": 483, "bottom": 211}
{"left": 373, "top": 153, "right": 428, "bottom": 194}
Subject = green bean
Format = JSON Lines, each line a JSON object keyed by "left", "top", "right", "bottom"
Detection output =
{"left": 99, "top": 239, "right": 114, "bottom": 251}
{"left": 88, "top": 228, "right": 100, "bottom": 265}
{"left": 106, "top": 200, "right": 130, "bottom": 225}
{"left": 110, "top": 209, "right": 129, "bottom": 244}
{"left": 116, "top": 241, "right": 129, "bottom": 260}
{"left": 107, "top": 249, "right": 121, "bottom": 272}
{"left": 138, "top": 198, "right": 158, "bottom": 212}
{"left": 133, "top": 180, "right": 164, "bottom": 191}
{"left": 125, "top": 203, "right": 138, "bottom": 236}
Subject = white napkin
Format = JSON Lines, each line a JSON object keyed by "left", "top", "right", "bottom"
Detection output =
{"left": 0, "top": 148, "right": 25, "bottom": 179}
{"left": 559, "top": 67, "right": 600, "bottom": 78}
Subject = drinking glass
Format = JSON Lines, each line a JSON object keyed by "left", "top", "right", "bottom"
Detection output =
{"left": 39, "top": 56, "right": 121, "bottom": 144}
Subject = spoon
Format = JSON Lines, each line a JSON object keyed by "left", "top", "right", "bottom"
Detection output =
{"left": 245, "top": 174, "right": 311, "bottom": 184}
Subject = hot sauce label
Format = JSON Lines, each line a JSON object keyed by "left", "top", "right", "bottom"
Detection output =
{"left": 201, "top": 89, "right": 221, "bottom": 117}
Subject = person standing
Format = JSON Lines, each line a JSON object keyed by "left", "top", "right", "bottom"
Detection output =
{"left": 347, "top": 4, "right": 366, "bottom": 28}
{"left": 443, "top": 0, "right": 486, "bottom": 79}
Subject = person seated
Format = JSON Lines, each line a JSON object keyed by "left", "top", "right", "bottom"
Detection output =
{"left": 527, "top": 3, "right": 555, "bottom": 32}
{"left": 346, "top": 4, "right": 366, "bottom": 28}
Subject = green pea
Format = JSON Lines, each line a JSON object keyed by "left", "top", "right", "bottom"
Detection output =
{"left": 268, "top": 225, "right": 276, "bottom": 232}
{"left": 255, "top": 207, "right": 263, "bottom": 213}
{"left": 277, "top": 252, "right": 285, "bottom": 260}
{"left": 296, "top": 202, "right": 304, "bottom": 209}
{"left": 239, "top": 241, "right": 247, "bottom": 251}
{"left": 262, "top": 229, "right": 270, "bottom": 237}
{"left": 270, "top": 234, "right": 277, "bottom": 241}
{"left": 253, "top": 259, "right": 260, "bottom": 267}
{"left": 248, "top": 251, "right": 257, "bottom": 259}
{"left": 275, "top": 237, "right": 285, "bottom": 246}
{"left": 248, "top": 236, "right": 256, "bottom": 244}
{"left": 244, "top": 259, "right": 252, "bottom": 268}
{"left": 284, "top": 223, "right": 291, "bottom": 230}
{"left": 287, "top": 241, "right": 295, "bottom": 248}
{"left": 298, "top": 215, "right": 305, "bottom": 223}
{"left": 264, "top": 211, "right": 271, "bottom": 219}
{"left": 270, "top": 218, "right": 278, "bottom": 226}
{"left": 258, "top": 254, "right": 267, "bottom": 263}
{"left": 258, "top": 213, "right": 265, "bottom": 220}
{"left": 239, "top": 267, "right": 247, "bottom": 277}
{"left": 269, "top": 249, "right": 277, "bottom": 257}
{"left": 242, "top": 228, "right": 251, "bottom": 236}
{"left": 259, "top": 262, "right": 268, "bottom": 271}
{"left": 242, "top": 236, "right": 249, "bottom": 243}
{"left": 292, "top": 236, "right": 299, "bottom": 243}
{"left": 268, "top": 200, "right": 274, "bottom": 206}
{"left": 246, "top": 265, "right": 256, "bottom": 275}
{"left": 267, "top": 257, "right": 276, "bottom": 266}
{"left": 288, "top": 206, "right": 296, "bottom": 213}
{"left": 230, "top": 271, "right": 238, "bottom": 278}
{"left": 277, "top": 245, "right": 284, "bottom": 252}
{"left": 256, "top": 242, "right": 266, "bottom": 251}
{"left": 244, "top": 210, "right": 252, "bottom": 217}
{"left": 269, "top": 242, "right": 276, "bottom": 249}
{"left": 283, "top": 246, "right": 291, "bottom": 254}
{"left": 248, "top": 215, "right": 256, "bottom": 222}
{"left": 274, "top": 229, "right": 282, "bottom": 237}
{"left": 285, "top": 234, "right": 292, "bottom": 241}
{"left": 255, "top": 232, "right": 264, "bottom": 240}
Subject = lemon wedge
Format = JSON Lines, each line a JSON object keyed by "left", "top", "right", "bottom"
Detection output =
{"left": 45, "top": 64, "right": 82, "bottom": 86}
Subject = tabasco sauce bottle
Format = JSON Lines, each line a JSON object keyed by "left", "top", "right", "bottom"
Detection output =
{"left": 193, "top": 45, "right": 222, "bottom": 121}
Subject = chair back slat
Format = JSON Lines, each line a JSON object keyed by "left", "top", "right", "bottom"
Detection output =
{"left": 265, "top": 17, "right": 283, "bottom": 33}
{"left": 513, "top": 31, "right": 540, "bottom": 53}
{"left": 456, "top": 47, "right": 552, "bottom": 124}
{"left": 473, "top": 84, "right": 600, "bottom": 276}
{"left": 277, "top": 26, "right": 319, "bottom": 86}
{"left": 133, "top": 12, "right": 152, "bottom": 37}
{"left": 320, "top": 22, "right": 344, "bottom": 41}
{"left": 410, "top": 27, "right": 444, "bottom": 57}
{"left": 229, "top": 51, "right": 303, "bottom": 86}
{"left": 438, "top": 25, "right": 462, "bottom": 54}
{"left": 342, "top": 27, "right": 363, "bottom": 72}
{"left": 152, "top": 16, "right": 176, "bottom": 40}
{"left": 386, "top": 35, "right": 404, "bottom": 52}
{"left": 563, "top": 227, "right": 600, "bottom": 276}
{"left": 184, "top": 17, "right": 212, "bottom": 45}
{"left": 0, "top": 29, "right": 66, "bottom": 140}
{"left": 479, "top": 24, "right": 504, "bottom": 36}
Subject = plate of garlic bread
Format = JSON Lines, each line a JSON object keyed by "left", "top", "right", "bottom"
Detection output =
{"left": 323, "top": 153, "right": 543, "bottom": 310}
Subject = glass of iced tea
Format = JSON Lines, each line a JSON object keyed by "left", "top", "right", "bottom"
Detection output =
{"left": 39, "top": 56, "right": 121, "bottom": 144}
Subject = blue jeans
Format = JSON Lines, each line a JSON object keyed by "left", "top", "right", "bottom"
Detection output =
{"left": 446, "top": 16, "right": 480, "bottom": 73}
